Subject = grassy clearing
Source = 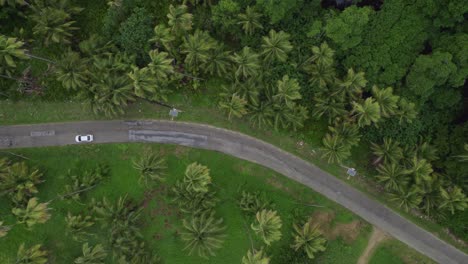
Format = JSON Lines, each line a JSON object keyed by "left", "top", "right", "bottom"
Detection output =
{"left": 0, "top": 143, "right": 371, "bottom": 263}
{"left": 0, "top": 86, "right": 465, "bottom": 254}
{"left": 369, "top": 239, "right": 435, "bottom": 264}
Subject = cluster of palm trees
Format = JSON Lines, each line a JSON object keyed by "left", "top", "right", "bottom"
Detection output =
{"left": 370, "top": 139, "right": 468, "bottom": 215}
{"left": 238, "top": 191, "right": 327, "bottom": 263}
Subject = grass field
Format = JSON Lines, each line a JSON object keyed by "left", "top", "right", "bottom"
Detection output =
{"left": 369, "top": 239, "right": 435, "bottom": 264}
{"left": 0, "top": 143, "right": 373, "bottom": 263}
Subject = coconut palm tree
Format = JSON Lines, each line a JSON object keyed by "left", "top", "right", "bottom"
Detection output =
{"left": 128, "top": 66, "right": 157, "bottom": 99}
{"left": 65, "top": 212, "right": 95, "bottom": 242}
{"left": 0, "top": 35, "right": 28, "bottom": 76}
{"left": 261, "top": 30, "right": 293, "bottom": 63}
{"left": 335, "top": 68, "right": 367, "bottom": 100}
{"left": 249, "top": 101, "right": 274, "bottom": 129}
{"left": 56, "top": 51, "right": 88, "bottom": 91}
{"left": 181, "top": 30, "right": 215, "bottom": 73}
{"left": 238, "top": 191, "right": 270, "bottom": 214}
{"left": 371, "top": 86, "right": 399, "bottom": 117}
{"left": 150, "top": 24, "right": 175, "bottom": 53}
{"left": 251, "top": 209, "right": 282, "bottom": 246}
{"left": 167, "top": 4, "right": 193, "bottom": 36}
{"left": 306, "top": 63, "right": 336, "bottom": 88}
{"left": 352, "top": 98, "right": 381, "bottom": 127}
{"left": 242, "top": 248, "right": 270, "bottom": 264}
{"left": 416, "top": 142, "right": 438, "bottom": 162}
{"left": 371, "top": 138, "right": 403, "bottom": 164}
{"left": 16, "top": 244, "right": 48, "bottom": 264}
{"left": 438, "top": 186, "right": 468, "bottom": 214}
{"left": 184, "top": 162, "right": 211, "bottom": 193}
{"left": 231, "top": 47, "right": 261, "bottom": 80}
{"left": 0, "top": 221, "right": 11, "bottom": 238}
{"left": 376, "top": 162, "right": 408, "bottom": 192}
{"left": 306, "top": 42, "right": 335, "bottom": 67}
{"left": 132, "top": 151, "right": 167, "bottom": 185}
{"left": 237, "top": 6, "right": 263, "bottom": 36}
{"left": 389, "top": 187, "right": 422, "bottom": 212}
{"left": 74, "top": 243, "right": 107, "bottom": 264}
{"left": 0, "top": 0, "right": 26, "bottom": 7}
{"left": 30, "top": 6, "right": 80, "bottom": 46}
{"left": 202, "top": 44, "right": 231, "bottom": 77}
{"left": 406, "top": 157, "right": 433, "bottom": 185}
{"left": 273, "top": 75, "right": 301, "bottom": 108}
{"left": 12, "top": 197, "right": 51, "bottom": 227}
{"left": 0, "top": 161, "right": 43, "bottom": 205}
{"left": 313, "top": 96, "right": 347, "bottom": 123}
{"left": 218, "top": 93, "right": 248, "bottom": 121}
{"left": 181, "top": 212, "right": 226, "bottom": 258}
{"left": 291, "top": 222, "right": 327, "bottom": 259}
{"left": 320, "top": 134, "right": 351, "bottom": 164}
{"left": 418, "top": 174, "right": 443, "bottom": 215}
{"left": 148, "top": 49, "right": 174, "bottom": 80}
{"left": 396, "top": 98, "right": 417, "bottom": 124}
{"left": 172, "top": 180, "right": 218, "bottom": 215}
{"left": 327, "top": 122, "right": 361, "bottom": 147}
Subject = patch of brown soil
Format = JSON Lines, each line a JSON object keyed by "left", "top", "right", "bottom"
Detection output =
{"left": 309, "top": 210, "right": 362, "bottom": 243}
{"left": 357, "top": 227, "right": 389, "bottom": 264}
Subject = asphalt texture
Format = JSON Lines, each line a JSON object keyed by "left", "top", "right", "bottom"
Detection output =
{"left": 0, "top": 120, "right": 466, "bottom": 264}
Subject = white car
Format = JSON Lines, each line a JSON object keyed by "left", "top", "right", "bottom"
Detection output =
{"left": 75, "top": 134, "right": 94, "bottom": 143}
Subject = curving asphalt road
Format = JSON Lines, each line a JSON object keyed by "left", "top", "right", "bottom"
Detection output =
{"left": 0, "top": 120, "right": 466, "bottom": 263}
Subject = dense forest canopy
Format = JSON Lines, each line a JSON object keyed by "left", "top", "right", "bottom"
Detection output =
{"left": 0, "top": 0, "right": 467, "bottom": 249}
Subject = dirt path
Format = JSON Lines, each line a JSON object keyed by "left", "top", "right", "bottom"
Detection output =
{"left": 358, "top": 226, "right": 389, "bottom": 264}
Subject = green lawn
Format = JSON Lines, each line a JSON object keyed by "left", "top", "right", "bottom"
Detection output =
{"left": 369, "top": 239, "right": 435, "bottom": 264}
{"left": 1, "top": 88, "right": 466, "bottom": 254}
{"left": 0, "top": 143, "right": 372, "bottom": 263}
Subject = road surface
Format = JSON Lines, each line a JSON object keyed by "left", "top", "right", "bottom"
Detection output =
{"left": 0, "top": 120, "right": 466, "bottom": 264}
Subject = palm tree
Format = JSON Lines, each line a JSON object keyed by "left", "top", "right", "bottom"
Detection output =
{"left": 150, "top": 24, "right": 175, "bottom": 53}
{"left": 242, "top": 248, "right": 270, "bottom": 264}
{"left": 12, "top": 197, "right": 51, "bottom": 227}
{"left": 327, "top": 122, "right": 361, "bottom": 147}
{"left": 218, "top": 93, "right": 248, "bottom": 121}
{"left": 313, "top": 96, "right": 347, "bottom": 123}
{"left": 181, "top": 212, "right": 226, "bottom": 258}
{"left": 438, "top": 186, "right": 468, "bottom": 214}
{"left": 371, "top": 138, "right": 403, "bottom": 164}
{"left": 335, "top": 68, "right": 367, "bottom": 99}
{"left": 237, "top": 6, "right": 263, "bottom": 36}
{"left": 30, "top": 6, "right": 80, "bottom": 46}
{"left": 148, "top": 49, "right": 174, "bottom": 80}
{"left": 0, "top": 35, "right": 28, "bottom": 76}
{"left": 172, "top": 180, "right": 218, "bottom": 215}
{"left": 56, "top": 51, "right": 88, "bottom": 91}
{"left": 167, "top": 4, "right": 193, "bottom": 36}
{"left": 419, "top": 174, "right": 443, "bottom": 215}
{"left": 406, "top": 157, "right": 433, "bottom": 185}
{"left": 181, "top": 30, "right": 215, "bottom": 73}
{"left": 416, "top": 142, "right": 438, "bottom": 162}
{"left": 320, "top": 133, "right": 351, "bottom": 164}
{"left": 376, "top": 162, "right": 408, "bottom": 192}
{"left": 251, "top": 209, "right": 282, "bottom": 246}
{"left": 0, "top": 221, "right": 11, "bottom": 238}
{"left": 396, "top": 98, "right": 417, "bottom": 124}
{"left": 261, "top": 30, "right": 293, "bottom": 63}
{"left": 0, "top": 161, "right": 43, "bottom": 205}
{"left": 16, "top": 244, "right": 48, "bottom": 264}
{"left": 291, "top": 222, "right": 327, "bottom": 259}
{"left": 273, "top": 75, "right": 301, "bottom": 108}
{"left": 231, "top": 47, "right": 261, "bottom": 79}
{"left": 371, "top": 86, "right": 399, "bottom": 117}
{"left": 389, "top": 187, "right": 422, "bottom": 212}
{"left": 249, "top": 101, "right": 274, "bottom": 129}
{"left": 306, "top": 63, "right": 336, "bottom": 88}
{"left": 132, "top": 151, "right": 167, "bottom": 185}
{"left": 202, "top": 44, "right": 231, "bottom": 77}
{"left": 128, "top": 66, "right": 157, "bottom": 99}
{"left": 307, "top": 42, "right": 335, "bottom": 67}
{"left": 74, "top": 243, "right": 107, "bottom": 264}
{"left": 352, "top": 98, "right": 381, "bottom": 127}
{"left": 184, "top": 162, "right": 212, "bottom": 193}
{"left": 238, "top": 191, "right": 270, "bottom": 214}
{"left": 65, "top": 212, "right": 95, "bottom": 241}
{"left": 0, "top": 0, "right": 27, "bottom": 7}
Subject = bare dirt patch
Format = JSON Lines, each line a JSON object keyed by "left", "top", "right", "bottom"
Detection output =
{"left": 309, "top": 210, "right": 363, "bottom": 243}
{"left": 357, "top": 226, "right": 389, "bottom": 264}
